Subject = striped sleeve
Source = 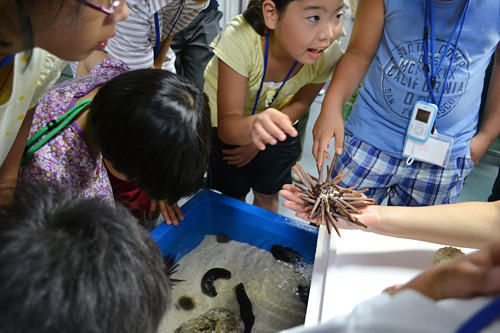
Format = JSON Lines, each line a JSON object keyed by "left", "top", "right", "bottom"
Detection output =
{"left": 105, "top": 0, "right": 174, "bottom": 70}
{"left": 160, "top": 0, "right": 209, "bottom": 37}
{"left": 105, "top": 0, "right": 206, "bottom": 70}
{"left": 149, "top": 0, "right": 176, "bottom": 13}
{"left": 105, "top": 0, "right": 154, "bottom": 69}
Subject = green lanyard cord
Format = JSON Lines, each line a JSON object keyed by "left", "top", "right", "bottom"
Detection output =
{"left": 20, "top": 99, "right": 93, "bottom": 168}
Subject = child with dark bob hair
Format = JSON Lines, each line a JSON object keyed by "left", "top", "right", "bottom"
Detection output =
{"left": 0, "top": 184, "right": 170, "bottom": 332}
{"left": 19, "top": 54, "right": 212, "bottom": 225}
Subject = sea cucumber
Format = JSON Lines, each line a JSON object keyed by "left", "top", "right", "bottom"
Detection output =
{"left": 297, "top": 284, "right": 310, "bottom": 305}
{"left": 271, "top": 245, "right": 302, "bottom": 264}
{"left": 201, "top": 268, "right": 231, "bottom": 297}
{"left": 235, "top": 283, "right": 255, "bottom": 333}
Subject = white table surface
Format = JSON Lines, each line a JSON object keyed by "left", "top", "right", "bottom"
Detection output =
{"left": 305, "top": 226, "right": 476, "bottom": 325}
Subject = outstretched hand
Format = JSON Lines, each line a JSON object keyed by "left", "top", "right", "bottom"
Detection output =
{"left": 386, "top": 241, "right": 500, "bottom": 301}
{"left": 279, "top": 184, "right": 311, "bottom": 221}
{"left": 149, "top": 199, "right": 184, "bottom": 226}
{"left": 279, "top": 184, "right": 378, "bottom": 230}
{"left": 251, "top": 108, "right": 297, "bottom": 150}
{"left": 312, "top": 109, "right": 345, "bottom": 166}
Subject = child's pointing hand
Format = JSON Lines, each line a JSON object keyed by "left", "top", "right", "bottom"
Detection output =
{"left": 251, "top": 108, "right": 298, "bottom": 150}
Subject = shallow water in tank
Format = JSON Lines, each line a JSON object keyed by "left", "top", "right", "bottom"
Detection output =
{"left": 159, "top": 235, "right": 313, "bottom": 333}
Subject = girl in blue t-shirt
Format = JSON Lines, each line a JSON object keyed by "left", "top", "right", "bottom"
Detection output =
{"left": 311, "top": 0, "right": 500, "bottom": 207}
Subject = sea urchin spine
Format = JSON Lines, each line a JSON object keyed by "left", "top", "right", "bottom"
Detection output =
{"left": 291, "top": 151, "right": 377, "bottom": 237}
{"left": 164, "top": 253, "right": 185, "bottom": 285}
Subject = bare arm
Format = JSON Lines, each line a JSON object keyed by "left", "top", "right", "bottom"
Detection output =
{"left": 217, "top": 59, "right": 298, "bottom": 148}
{"left": 250, "top": 83, "right": 321, "bottom": 149}
{"left": 0, "top": 107, "right": 35, "bottom": 205}
{"left": 364, "top": 201, "right": 500, "bottom": 249}
{"left": 153, "top": 34, "right": 175, "bottom": 69}
{"left": 313, "top": 0, "right": 385, "bottom": 164}
{"left": 470, "top": 47, "right": 500, "bottom": 165}
{"left": 217, "top": 59, "right": 254, "bottom": 144}
{"left": 280, "top": 184, "right": 500, "bottom": 249}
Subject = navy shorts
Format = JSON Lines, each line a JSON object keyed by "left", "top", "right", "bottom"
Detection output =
{"left": 210, "top": 125, "right": 301, "bottom": 198}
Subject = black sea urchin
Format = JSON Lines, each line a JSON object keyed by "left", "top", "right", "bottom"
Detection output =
{"left": 291, "top": 152, "right": 377, "bottom": 237}
{"left": 177, "top": 295, "right": 196, "bottom": 311}
{"left": 216, "top": 233, "right": 230, "bottom": 243}
{"left": 164, "top": 254, "right": 185, "bottom": 285}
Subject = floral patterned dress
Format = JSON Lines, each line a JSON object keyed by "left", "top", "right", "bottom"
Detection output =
{"left": 19, "top": 59, "right": 130, "bottom": 201}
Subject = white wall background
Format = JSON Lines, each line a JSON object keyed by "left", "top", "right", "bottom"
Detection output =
{"left": 218, "top": 0, "right": 248, "bottom": 28}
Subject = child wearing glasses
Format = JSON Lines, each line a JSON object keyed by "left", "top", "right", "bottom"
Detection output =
{"left": 204, "top": 0, "right": 344, "bottom": 212}
{"left": 0, "top": 0, "right": 129, "bottom": 204}
{"left": 73, "top": 0, "right": 210, "bottom": 75}
{"left": 18, "top": 53, "right": 212, "bottom": 225}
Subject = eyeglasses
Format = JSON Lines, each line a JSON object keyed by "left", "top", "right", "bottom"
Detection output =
{"left": 85, "top": 0, "right": 121, "bottom": 17}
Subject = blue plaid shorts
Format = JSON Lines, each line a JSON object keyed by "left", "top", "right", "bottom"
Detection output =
{"left": 331, "top": 134, "right": 475, "bottom": 206}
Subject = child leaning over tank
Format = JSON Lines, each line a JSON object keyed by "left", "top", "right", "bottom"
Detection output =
{"left": 204, "top": 0, "right": 344, "bottom": 213}
{"left": 0, "top": 184, "right": 170, "bottom": 332}
{"left": 0, "top": 0, "right": 129, "bottom": 205}
{"left": 18, "top": 52, "right": 212, "bottom": 225}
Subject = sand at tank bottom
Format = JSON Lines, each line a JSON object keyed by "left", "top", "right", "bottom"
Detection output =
{"left": 159, "top": 235, "right": 313, "bottom": 333}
